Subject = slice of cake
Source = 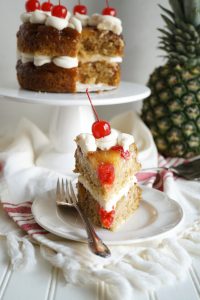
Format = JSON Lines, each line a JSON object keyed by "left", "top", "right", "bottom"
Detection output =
{"left": 74, "top": 90, "right": 142, "bottom": 231}
{"left": 16, "top": 1, "right": 124, "bottom": 93}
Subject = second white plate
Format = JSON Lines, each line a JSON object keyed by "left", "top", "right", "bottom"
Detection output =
{"left": 32, "top": 186, "right": 184, "bottom": 245}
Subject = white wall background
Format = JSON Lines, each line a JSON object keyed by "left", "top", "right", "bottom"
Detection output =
{"left": 0, "top": 0, "right": 169, "bottom": 135}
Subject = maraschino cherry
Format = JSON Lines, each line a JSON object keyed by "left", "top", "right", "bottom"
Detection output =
{"left": 102, "top": 0, "right": 117, "bottom": 17}
{"left": 51, "top": 0, "right": 68, "bottom": 18}
{"left": 26, "top": 0, "right": 41, "bottom": 12}
{"left": 111, "top": 145, "right": 130, "bottom": 160}
{"left": 99, "top": 207, "right": 115, "bottom": 229}
{"left": 73, "top": 0, "right": 87, "bottom": 15}
{"left": 98, "top": 163, "right": 115, "bottom": 185}
{"left": 86, "top": 88, "right": 111, "bottom": 139}
{"left": 41, "top": 0, "right": 53, "bottom": 12}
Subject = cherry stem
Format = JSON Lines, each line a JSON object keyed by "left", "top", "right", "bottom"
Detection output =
{"left": 106, "top": 0, "right": 109, "bottom": 8}
{"left": 78, "top": 0, "right": 81, "bottom": 5}
{"left": 86, "top": 89, "right": 99, "bottom": 121}
{"left": 59, "top": 0, "right": 60, "bottom": 5}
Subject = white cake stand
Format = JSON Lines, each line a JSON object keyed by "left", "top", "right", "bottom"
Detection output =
{"left": 0, "top": 80, "right": 150, "bottom": 174}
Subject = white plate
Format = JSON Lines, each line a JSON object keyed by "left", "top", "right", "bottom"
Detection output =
{"left": 32, "top": 186, "right": 184, "bottom": 245}
{"left": 0, "top": 81, "right": 150, "bottom": 106}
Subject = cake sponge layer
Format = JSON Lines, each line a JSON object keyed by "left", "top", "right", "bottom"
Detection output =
{"left": 78, "top": 61, "right": 120, "bottom": 86}
{"left": 16, "top": 60, "right": 119, "bottom": 93}
{"left": 79, "top": 27, "right": 124, "bottom": 58}
{"left": 16, "top": 60, "right": 78, "bottom": 93}
{"left": 74, "top": 144, "right": 141, "bottom": 204}
{"left": 77, "top": 182, "right": 142, "bottom": 231}
{"left": 17, "top": 23, "right": 81, "bottom": 57}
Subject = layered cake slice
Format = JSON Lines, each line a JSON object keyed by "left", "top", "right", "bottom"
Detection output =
{"left": 16, "top": 0, "right": 124, "bottom": 93}
{"left": 74, "top": 90, "right": 141, "bottom": 231}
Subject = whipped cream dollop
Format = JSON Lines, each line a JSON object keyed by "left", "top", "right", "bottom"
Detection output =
{"left": 96, "top": 129, "right": 118, "bottom": 150}
{"left": 74, "top": 13, "right": 90, "bottom": 27}
{"left": 89, "top": 14, "right": 122, "bottom": 35}
{"left": 20, "top": 10, "right": 82, "bottom": 32}
{"left": 76, "top": 129, "right": 134, "bottom": 153}
{"left": 34, "top": 55, "right": 51, "bottom": 66}
{"left": 20, "top": 10, "right": 122, "bottom": 34}
{"left": 19, "top": 52, "right": 78, "bottom": 69}
{"left": 75, "top": 13, "right": 122, "bottom": 35}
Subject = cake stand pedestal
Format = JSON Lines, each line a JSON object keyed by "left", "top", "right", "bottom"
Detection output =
{"left": 0, "top": 81, "right": 150, "bottom": 175}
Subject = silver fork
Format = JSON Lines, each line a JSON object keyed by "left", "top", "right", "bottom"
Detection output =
{"left": 142, "top": 158, "right": 200, "bottom": 181}
{"left": 56, "top": 179, "right": 111, "bottom": 258}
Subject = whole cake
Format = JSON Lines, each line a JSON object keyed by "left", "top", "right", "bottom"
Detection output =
{"left": 16, "top": 0, "right": 124, "bottom": 93}
{"left": 74, "top": 90, "right": 142, "bottom": 231}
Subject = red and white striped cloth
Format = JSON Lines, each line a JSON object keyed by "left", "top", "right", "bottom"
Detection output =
{"left": 0, "top": 155, "right": 190, "bottom": 244}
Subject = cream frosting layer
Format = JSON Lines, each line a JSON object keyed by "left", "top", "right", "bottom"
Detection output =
{"left": 76, "top": 129, "right": 134, "bottom": 152}
{"left": 19, "top": 52, "right": 78, "bottom": 69}
{"left": 76, "top": 82, "right": 116, "bottom": 92}
{"left": 79, "top": 55, "right": 122, "bottom": 64}
{"left": 75, "top": 13, "right": 123, "bottom": 35}
{"left": 78, "top": 175, "right": 137, "bottom": 211}
{"left": 21, "top": 10, "right": 82, "bottom": 32}
{"left": 19, "top": 52, "right": 120, "bottom": 68}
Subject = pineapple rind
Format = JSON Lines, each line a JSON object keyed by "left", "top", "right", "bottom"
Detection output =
{"left": 142, "top": 2, "right": 200, "bottom": 158}
{"left": 142, "top": 64, "right": 200, "bottom": 158}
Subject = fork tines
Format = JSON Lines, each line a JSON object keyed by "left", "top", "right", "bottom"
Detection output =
{"left": 69, "top": 180, "right": 78, "bottom": 204}
{"left": 56, "top": 178, "right": 67, "bottom": 205}
{"left": 56, "top": 178, "right": 78, "bottom": 206}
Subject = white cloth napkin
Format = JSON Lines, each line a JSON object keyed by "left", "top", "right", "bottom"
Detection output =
{"left": 0, "top": 112, "right": 200, "bottom": 300}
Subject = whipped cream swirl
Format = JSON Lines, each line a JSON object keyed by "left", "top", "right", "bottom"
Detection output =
{"left": 21, "top": 10, "right": 82, "bottom": 33}
{"left": 76, "top": 129, "right": 134, "bottom": 153}
{"left": 20, "top": 10, "right": 122, "bottom": 35}
{"left": 75, "top": 13, "right": 123, "bottom": 35}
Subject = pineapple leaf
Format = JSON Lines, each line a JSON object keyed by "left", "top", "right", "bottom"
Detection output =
{"left": 183, "top": 0, "right": 200, "bottom": 27}
{"left": 169, "top": 0, "right": 185, "bottom": 20}
{"left": 174, "top": 35, "right": 185, "bottom": 42}
{"left": 160, "top": 36, "right": 173, "bottom": 42}
{"left": 158, "top": 4, "right": 175, "bottom": 19}
{"left": 158, "top": 28, "right": 172, "bottom": 38}
{"left": 158, "top": 45, "right": 170, "bottom": 51}
{"left": 175, "top": 42, "right": 187, "bottom": 54}
{"left": 175, "top": 18, "right": 199, "bottom": 40}
{"left": 161, "top": 14, "right": 177, "bottom": 31}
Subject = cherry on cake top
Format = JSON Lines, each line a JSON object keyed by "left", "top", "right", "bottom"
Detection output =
{"left": 52, "top": 3, "right": 68, "bottom": 18}
{"left": 41, "top": 1, "right": 53, "bottom": 12}
{"left": 102, "top": 0, "right": 117, "bottom": 17}
{"left": 25, "top": 0, "right": 68, "bottom": 18}
{"left": 26, "top": 0, "right": 41, "bottom": 12}
{"left": 86, "top": 88, "right": 111, "bottom": 139}
{"left": 73, "top": 0, "right": 87, "bottom": 15}
{"left": 25, "top": 0, "right": 118, "bottom": 19}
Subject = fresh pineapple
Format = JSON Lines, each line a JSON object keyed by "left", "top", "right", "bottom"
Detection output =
{"left": 142, "top": 0, "right": 200, "bottom": 158}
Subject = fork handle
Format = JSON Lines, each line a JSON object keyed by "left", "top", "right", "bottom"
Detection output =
{"left": 75, "top": 204, "right": 111, "bottom": 258}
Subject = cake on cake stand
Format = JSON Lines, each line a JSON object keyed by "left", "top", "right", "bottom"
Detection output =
{"left": 0, "top": 80, "right": 150, "bottom": 175}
